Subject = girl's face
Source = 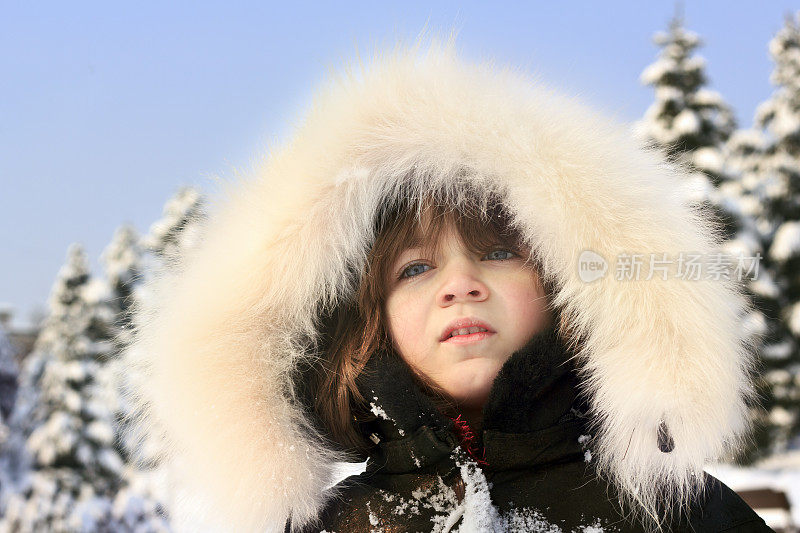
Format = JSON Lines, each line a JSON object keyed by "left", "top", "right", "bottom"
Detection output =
{"left": 384, "top": 222, "right": 552, "bottom": 410}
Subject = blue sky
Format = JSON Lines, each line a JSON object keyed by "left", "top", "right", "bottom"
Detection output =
{"left": 1, "top": 1, "right": 797, "bottom": 328}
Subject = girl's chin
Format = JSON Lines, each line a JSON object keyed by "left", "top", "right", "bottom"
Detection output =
{"left": 449, "top": 387, "right": 492, "bottom": 410}
{"left": 441, "top": 362, "right": 503, "bottom": 406}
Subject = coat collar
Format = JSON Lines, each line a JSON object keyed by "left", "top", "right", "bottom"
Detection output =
{"left": 357, "top": 324, "right": 594, "bottom": 474}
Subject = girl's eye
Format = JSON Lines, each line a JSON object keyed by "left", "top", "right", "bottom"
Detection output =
{"left": 483, "top": 249, "right": 516, "bottom": 261}
{"left": 400, "top": 262, "right": 431, "bottom": 279}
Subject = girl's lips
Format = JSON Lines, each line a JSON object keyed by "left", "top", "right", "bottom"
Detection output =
{"left": 441, "top": 331, "right": 495, "bottom": 345}
{"left": 439, "top": 318, "right": 495, "bottom": 341}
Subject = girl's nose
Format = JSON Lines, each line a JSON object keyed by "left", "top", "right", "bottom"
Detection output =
{"left": 437, "top": 263, "right": 490, "bottom": 306}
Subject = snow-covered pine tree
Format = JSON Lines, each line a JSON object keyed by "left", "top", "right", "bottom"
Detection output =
{"left": 96, "top": 187, "right": 209, "bottom": 531}
{"left": 638, "top": 12, "right": 738, "bottom": 206}
{"left": 110, "top": 188, "right": 209, "bottom": 532}
{"left": 637, "top": 13, "right": 754, "bottom": 265}
{"left": 121, "top": 186, "right": 206, "bottom": 463}
{"left": 90, "top": 223, "right": 174, "bottom": 531}
{"left": 0, "top": 325, "right": 17, "bottom": 438}
{"left": 26, "top": 244, "right": 121, "bottom": 481}
{"left": 639, "top": 14, "right": 782, "bottom": 460}
{"left": 0, "top": 325, "right": 19, "bottom": 498}
{"left": 142, "top": 186, "right": 204, "bottom": 265}
{"left": 749, "top": 11, "right": 800, "bottom": 451}
{"left": 0, "top": 244, "right": 124, "bottom": 531}
{"left": 124, "top": 187, "right": 204, "bottom": 469}
{"left": 102, "top": 224, "right": 144, "bottom": 345}
{"left": 96, "top": 224, "right": 143, "bottom": 463}
{"left": 725, "top": 127, "right": 799, "bottom": 459}
{"left": 639, "top": 14, "right": 736, "bottom": 181}
{"left": 724, "top": 130, "right": 775, "bottom": 238}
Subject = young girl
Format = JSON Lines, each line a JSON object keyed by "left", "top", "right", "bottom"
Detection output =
{"left": 124, "top": 40, "right": 771, "bottom": 532}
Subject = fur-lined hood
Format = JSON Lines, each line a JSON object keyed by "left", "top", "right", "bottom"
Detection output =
{"left": 124, "top": 38, "right": 758, "bottom": 532}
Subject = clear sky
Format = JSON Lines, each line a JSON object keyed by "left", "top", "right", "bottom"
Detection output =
{"left": 1, "top": 1, "right": 797, "bottom": 328}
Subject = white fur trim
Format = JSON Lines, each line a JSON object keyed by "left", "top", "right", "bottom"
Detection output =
{"left": 123, "top": 35, "right": 757, "bottom": 532}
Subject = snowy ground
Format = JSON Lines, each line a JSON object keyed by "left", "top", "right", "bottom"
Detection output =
{"left": 328, "top": 461, "right": 368, "bottom": 489}
{"left": 706, "top": 451, "right": 800, "bottom": 531}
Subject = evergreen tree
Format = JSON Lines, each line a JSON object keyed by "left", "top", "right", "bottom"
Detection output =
{"left": 25, "top": 245, "right": 120, "bottom": 482}
{"left": 638, "top": 13, "right": 751, "bottom": 249}
{"left": 106, "top": 189, "right": 207, "bottom": 531}
{"left": 639, "top": 15, "right": 786, "bottom": 460}
{"left": 101, "top": 224, "right": 144, "bottom": 348}
{"left": 0, "top": 325, "right": 19, "bottom": 496}
{"left": 0, "top": 325, "right": 17, "bottom": 435}
{"left": 99, "top": 224, "right": 145, "bottom": 466}
{"left": 91, "top": 224, "right": 173, "bottom": 531}
{"left": 0, "top": 244, "right": 124, "bottom": 530}
{"left": 126, "top": 187, "right": 204, "bottom": 468}
{"left": 750, "top": 11, "right": 800, "bottom": 451}
{"left": 639, "top": 14, "right": 736, "bottom": 184}
{"left": 724, "top": 127, "right": 799, "bottom": 459}
{"left": 724, "top": 129, "right": 774, "bottom": 238}
{"left": 117, "top": 188, "right": 207, "bottom": 527}
{"left": 142, "top": 186, "right": 204, "bottom": 263}
{"left": 2, "top": 207, "right": 188, "bottom": 530}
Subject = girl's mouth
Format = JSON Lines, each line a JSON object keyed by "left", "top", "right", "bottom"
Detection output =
{"left": 441, "top": 329, "right": 495, "bottom": 345}
{"left": 439, "top": 318, "right": 496, "bottom": 342}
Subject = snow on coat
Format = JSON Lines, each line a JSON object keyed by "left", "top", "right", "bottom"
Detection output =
{"left": 307, "top": 323, "right": 767, "bottom": 532}
{"left": 122, "top": 36, "right": 759, "bottom": 532}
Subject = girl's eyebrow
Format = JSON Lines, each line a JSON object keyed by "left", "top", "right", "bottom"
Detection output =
{"left": 391, "top": 245, "right": 431, "bottom": 271}
{"left": 406, "top": 234, "right": 424, "bottom": 248}
{"left": 395, "top": 246, "right": 423, "bottom": 262}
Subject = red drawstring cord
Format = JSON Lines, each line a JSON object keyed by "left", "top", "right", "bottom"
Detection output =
{"left": 449, "top": 414, "right": 488, "bottom": 467}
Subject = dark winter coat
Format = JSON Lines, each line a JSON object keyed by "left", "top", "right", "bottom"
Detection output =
{"left": 298, "top": 326, "right": 771, "bottom": 532}
{"left": 124, "top": 39, "right": 769, "bottom": 532}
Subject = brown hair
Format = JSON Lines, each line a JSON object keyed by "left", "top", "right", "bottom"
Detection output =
{"left": 308, "top": 192, "right": 559, "bottom": 452}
